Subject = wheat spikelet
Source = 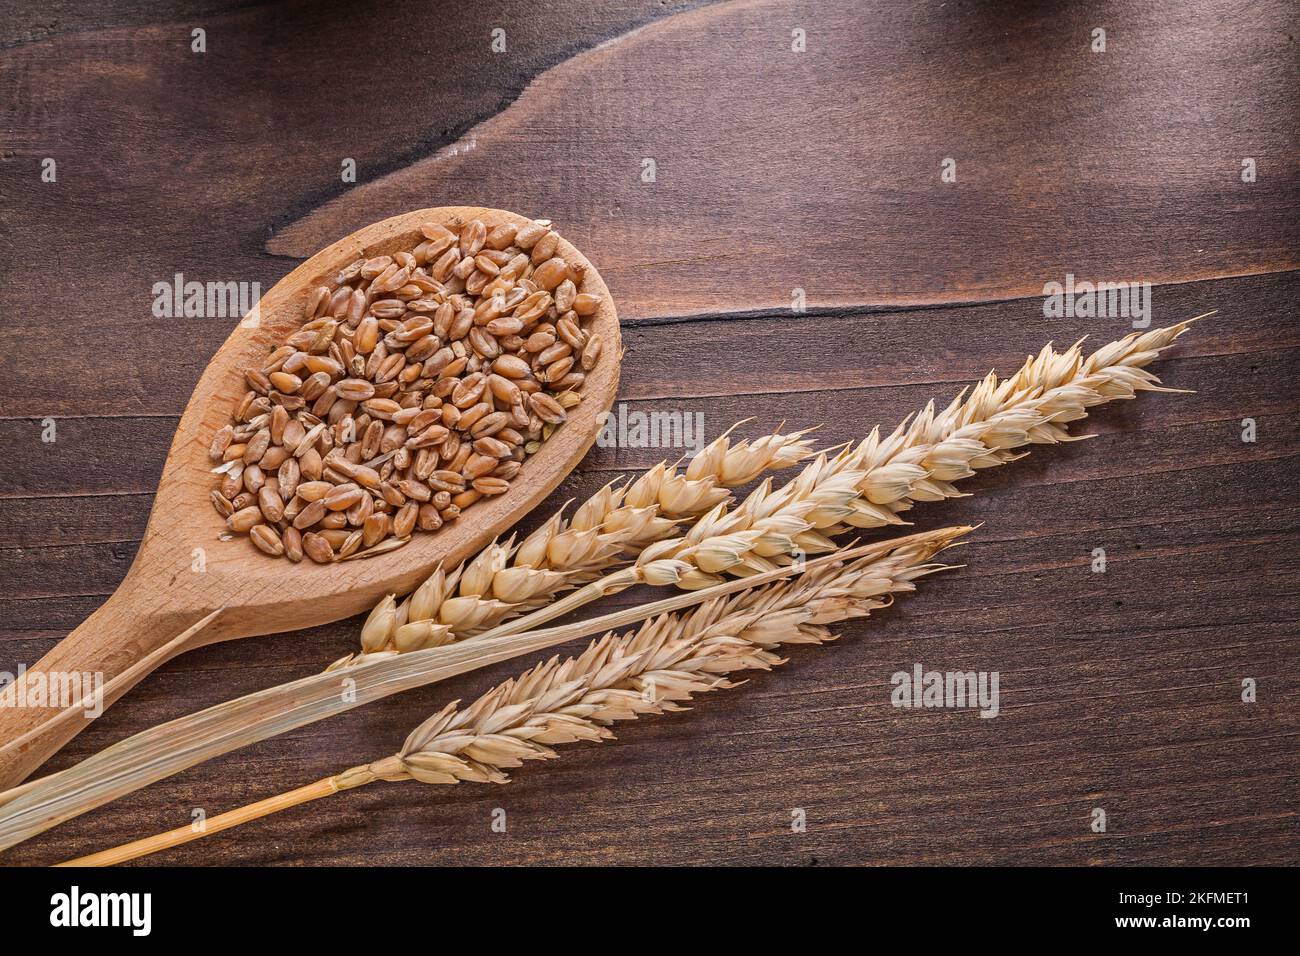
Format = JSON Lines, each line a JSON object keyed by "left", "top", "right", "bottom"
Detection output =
{"left": 337, "top": 425, "right": 815, "bottom": 663}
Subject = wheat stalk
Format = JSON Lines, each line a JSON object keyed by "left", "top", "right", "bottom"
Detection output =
{"left": 60, "top": 527, "right": 966, "bottom": 865}
{"left": 0, "top": 531, "right": 950, "bottom": 853}
{"left": 0, "top": 321, "right": 1197, "bottom": 854}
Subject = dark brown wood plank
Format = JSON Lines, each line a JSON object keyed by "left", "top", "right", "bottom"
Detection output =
{"left": 2, "top": 1, "right": 1298, "bottom": 418}
{"left": 1, "top": 266, "right": 1294, "bottom": 485}
{"left": 268, "top": 0, "right": 1300, "bottom": 318}
{"left": 0, "top": 0, "right": 1296, "bottom": 867}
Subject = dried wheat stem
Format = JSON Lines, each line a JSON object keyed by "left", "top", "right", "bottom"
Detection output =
{"left": 0, "top": 608, "right": 225, "bottom": 772}
{"left": 58, "top": 776, "right": 346, "bottom": 867}
{"left": 60, "top": 526, "right": 965, "bottom": 865}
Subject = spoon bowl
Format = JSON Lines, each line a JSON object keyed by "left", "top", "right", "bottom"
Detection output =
{"left": 0, "top": 206, "right": 621, "bottom": 788}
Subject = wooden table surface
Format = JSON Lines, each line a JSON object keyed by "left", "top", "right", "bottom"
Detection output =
{"left": 1, "top": 0, "right": 1296, "bottom": 866}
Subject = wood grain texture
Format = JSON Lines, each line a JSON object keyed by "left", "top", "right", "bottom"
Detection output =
{"left": 1, "top": 0, "right": 1297, "bottom": 865}
{"left": 268, "top": 0, "right": 1300, "bottom": 318}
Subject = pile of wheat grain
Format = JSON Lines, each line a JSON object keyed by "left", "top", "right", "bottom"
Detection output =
{"left": 209, "top": 216, "right": 603, "bottom": 562}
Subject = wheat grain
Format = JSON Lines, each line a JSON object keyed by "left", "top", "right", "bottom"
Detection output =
{"left": 58, "top": 527, "right": 965, "bottom": 865}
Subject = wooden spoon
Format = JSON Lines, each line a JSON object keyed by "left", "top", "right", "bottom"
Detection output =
{"left": 0, "top": 206, "right": 621, "bottom": 789}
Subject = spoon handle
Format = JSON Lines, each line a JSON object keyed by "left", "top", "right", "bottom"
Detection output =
{"left": 0, "top": 585, "right": 218, "bottom": 789}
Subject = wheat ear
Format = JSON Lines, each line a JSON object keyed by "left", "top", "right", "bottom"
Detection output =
{"left": 334, "top": 425, "right": 816, "bottom": 663}
{"left": 60, "top": 527, "right": 965, "bottom": 866}
{"left": 354, "top": 319, "right": 1198, "bottom": 661}
{"left": 638, "top": 319, "right": 1202, "bottom": 584}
